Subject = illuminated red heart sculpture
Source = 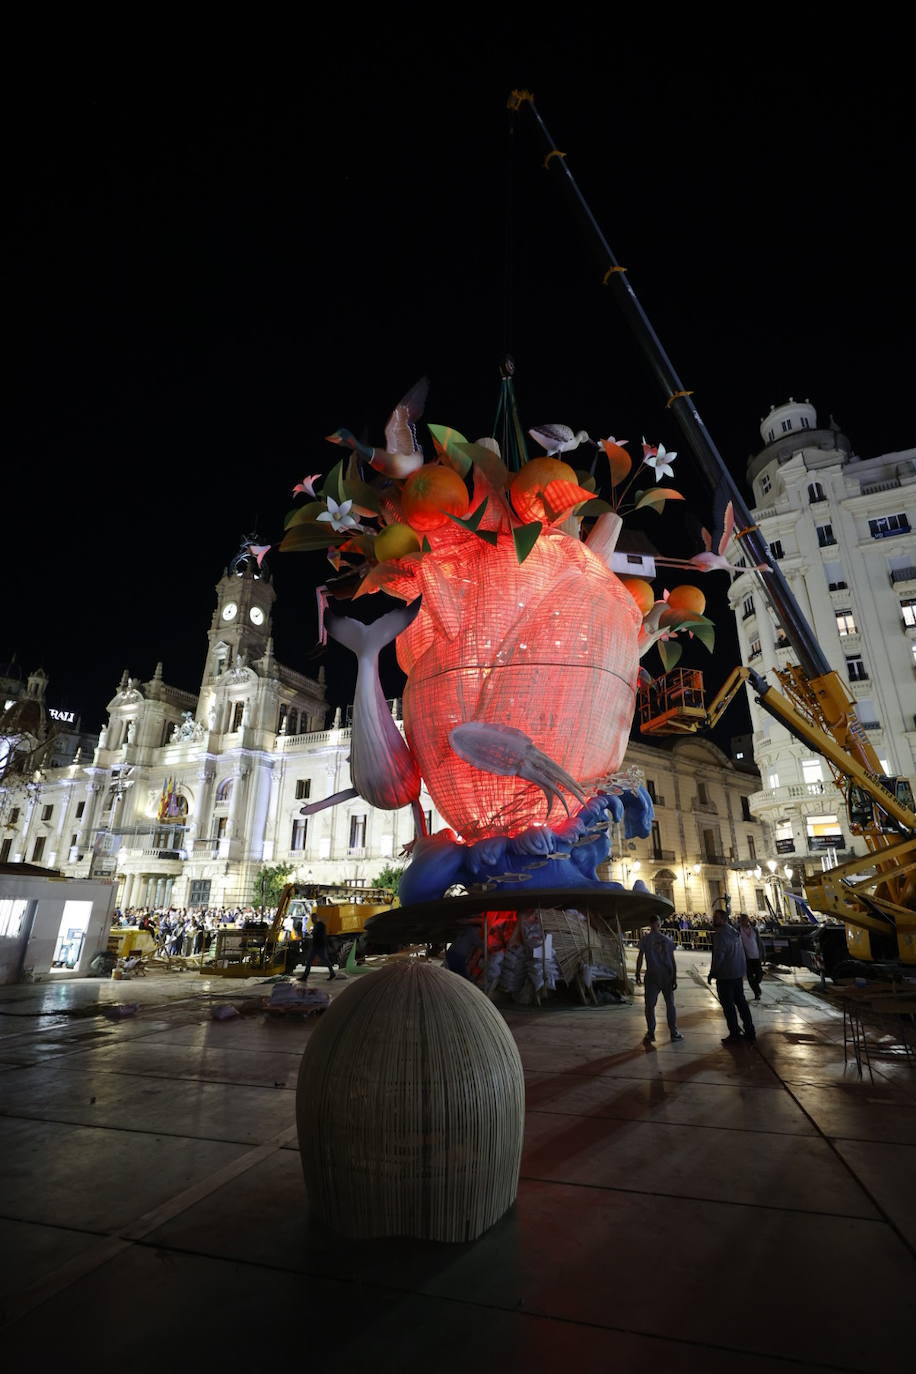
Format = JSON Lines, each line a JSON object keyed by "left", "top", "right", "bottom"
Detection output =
{"left": 391, "top": 525, "right": 640, "bottom": 841}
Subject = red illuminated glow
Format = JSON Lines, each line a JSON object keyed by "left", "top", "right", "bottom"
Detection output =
{"left": 385, "top": 520, "right": 640, "bottom": 841}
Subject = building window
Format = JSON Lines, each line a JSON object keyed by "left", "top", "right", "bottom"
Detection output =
{"left": 295, "top": 779, "right": 311, "bottom": 800}
{"left": 824, "top": 559, "right": 845, "bottom": 590}
{"left": 189, "top": 879, "right": 212, "bottom": 906}
{"left": 816, "top": 523, "right": 836, "bottom": 548}
{"left": 291, "top": 818, "right": 307, "bottom": 850}
{"left": 277, "top": 705, "right": 288, "bottom": 733}
{"left": 846, "top": 654, "right": 868, "bottom": 682}
{"left": 424, "top": 809, "right": 433, "bottom": 833}
{"left": 747, "top": 835, "right": 756, "bottom": 861}
{"left": 216, "top": 817, "right": 228, "bottom": 840}
{"left": 869, "top": 513, "right": 910, "bottom": 540}
{"left": 0, "top": 896, "right": 27, "bottom": 934}
{"left": 70, "top": 833, "right": 78, "bottom": 849}
{"left": 835, "top": 610, "right": 857, "bottom": 636}
{"left": 287, "top": 709, "right": 299, "bottom": 735}
{"left": 855, "top": 697, "right": 879, "bottom": 729}
{"left": 740, "top": 796, "right": 752, "bottom": 821}
{"left": 646, "top": 779, "right": 657, "bottom": 802}
{"left": 802, "top": 759, "right": 823, "bottom": 786}
{"left": 760, "top": 473, "right": 772, "bottom": 495}
{"left": 42, "top": 804, "right": 53, "bottom": 822}
{"left": 348, "top": 814, "right": 367, "bottom": 851}
{"left": 0, "top": 838, "right": 12, "bottom": 864}
{"left": 742, "top": 596, "right": 755, "bottom": 620}
{"left": 768, "top": 772, "right": 779, "bottom": 789}
{"left": 32, "top": 836, "right": 46, "bottom": 862}
{"left": 10, "top": 806, "right": 21, "bottom": 825}
{"left": 781, "top": 419, "right": 792, "bottom": 433}
{"left": 767, "top": 429, "right": 774, "bottom": 442}
{"left": 901, "top": 599, "right": 916, "bottom": 627}
{"left": 231, "top": 701, "right": 244, "bottom": 732}
{"left": 749, "top": 639, "right": 761, "bottom": 659}
{"left": 697, "top": 781, "right": 709, "bottom": 805}
{"left": 215, "top": 777, "right": 233, "bottom": 803}
{"left": 808, "top": 481, "right": 825, "bottom": 502}
{"left": 770, "top": 539, "right": 784, "bottom": 560}
{"left": 755, "top": 888, "right": 767, "bottom": 913}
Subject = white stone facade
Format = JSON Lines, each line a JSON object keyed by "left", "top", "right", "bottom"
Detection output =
{"left": 2, "top": 554, "right": 770, "bottom": 913}
{"left": 728, "top": 399, "right": 916, "bottom": 876}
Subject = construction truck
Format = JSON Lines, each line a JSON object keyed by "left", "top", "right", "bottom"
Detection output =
{"left": 279, "top": 883, "right": 397, "bottom": 966}
{"left": 203, "top": 882, "right": 396, "bottom": 979}
{"left": 513, "top": 91, "right": 916, "bottom": 979}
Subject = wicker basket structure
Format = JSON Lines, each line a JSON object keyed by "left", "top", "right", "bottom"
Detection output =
{"left": 296, "top": 959, "right": 525, "bottom": 1241}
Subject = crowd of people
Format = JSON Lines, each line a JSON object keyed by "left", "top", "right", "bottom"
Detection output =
{"left": 112, "top": 905, "right": 282, "bottom": 958}
{"left": 659, "top": 911, "right": 780, "bottom": 935}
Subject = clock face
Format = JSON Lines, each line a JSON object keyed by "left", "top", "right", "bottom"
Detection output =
{"left": 222, "top": 602, "right": 238, "bottom": 621}
{"left": 249, "top": 606, "right": 265, "bottom": 626}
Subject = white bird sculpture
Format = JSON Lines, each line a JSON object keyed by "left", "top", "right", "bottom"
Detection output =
{"left": 528, "top": 423, "right": 592, "bottom": 456}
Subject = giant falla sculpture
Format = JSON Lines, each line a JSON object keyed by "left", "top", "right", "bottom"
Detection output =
{"left": 266, "top": 380, "right": 725, "bottom": 904}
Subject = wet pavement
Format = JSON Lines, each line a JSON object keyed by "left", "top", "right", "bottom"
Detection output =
{"left": 1, "top": 955, "right": 914, "bottom": 1372}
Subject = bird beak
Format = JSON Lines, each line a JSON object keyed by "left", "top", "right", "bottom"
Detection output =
{"left": 325, "top": 433, "right": 342, "bottom": 444}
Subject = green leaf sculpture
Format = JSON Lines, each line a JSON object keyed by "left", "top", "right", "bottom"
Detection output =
{"left": 512, "top": 521, "right": 542, "bottom": 564}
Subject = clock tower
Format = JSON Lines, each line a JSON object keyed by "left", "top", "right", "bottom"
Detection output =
{"left": 203, "top": 537, "right": 276, "bottom": 689}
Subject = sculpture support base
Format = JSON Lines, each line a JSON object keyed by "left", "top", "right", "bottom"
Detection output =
{"left": 296, "top": 960, "right": 525, "bottom": 1242}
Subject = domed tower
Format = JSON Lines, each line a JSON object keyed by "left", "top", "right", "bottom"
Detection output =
{"left": 747, "top": 399, "right": 852, "bottom": 509}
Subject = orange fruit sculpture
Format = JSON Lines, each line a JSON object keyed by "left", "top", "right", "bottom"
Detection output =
{"left": 509, "top": 457, "right": 580, "bottom": 523}
{"left": 619, "top": 577, "right": 656, "bottom": 616}
{"left": 401, "top": 466, "right": 470, "bottom": 532}
{"left": 667, "top": 584, "right": 706, "bottom": 616}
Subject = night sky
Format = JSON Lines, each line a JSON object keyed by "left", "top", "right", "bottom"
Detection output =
{"left": 7, "top": 32, "right": 913, "bottom": 740}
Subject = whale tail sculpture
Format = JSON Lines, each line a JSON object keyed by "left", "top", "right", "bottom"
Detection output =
{"left": 325, "top": 599, "right": 423, "bottom": 811}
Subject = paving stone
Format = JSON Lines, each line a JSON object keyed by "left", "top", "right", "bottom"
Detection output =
{"left": 0, "top": 1063, "right": 296, "bottom": 1142}
{"left": 60, "top": 1040, "right": 306, "bottom": 1088}
{"left": 521, "top": 1110, "right": 877, "bottom": 1215}
{"left": 524, "top": 1071, "right": 815, "bottom": 1135}
{"left": 785, "top": 1081, "right": 916, "bottom": 1145}
{"left": 0, "top": 1117, "right": 249, "bottom": 1231}
{"left": 0, "top": 1217, "right": 101, "bottom": 1317}
{"left": 833, "top": 1138, "right": 916, "bottom": 1251}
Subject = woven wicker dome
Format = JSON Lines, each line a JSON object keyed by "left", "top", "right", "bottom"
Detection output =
{"left": 297, "top": 960, "right": 525, "bottom": 1242}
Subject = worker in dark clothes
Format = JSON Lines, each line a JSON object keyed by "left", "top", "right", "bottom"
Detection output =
{"left": 708, "top": 907, "right": 755, "bottom": 1044}
{"left": 299, "top": 915, "right": 336, "bottom": 982}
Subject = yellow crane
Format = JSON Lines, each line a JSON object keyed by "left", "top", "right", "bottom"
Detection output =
{"left": 512, "top": 90, "right": 916, "bottom": 971}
